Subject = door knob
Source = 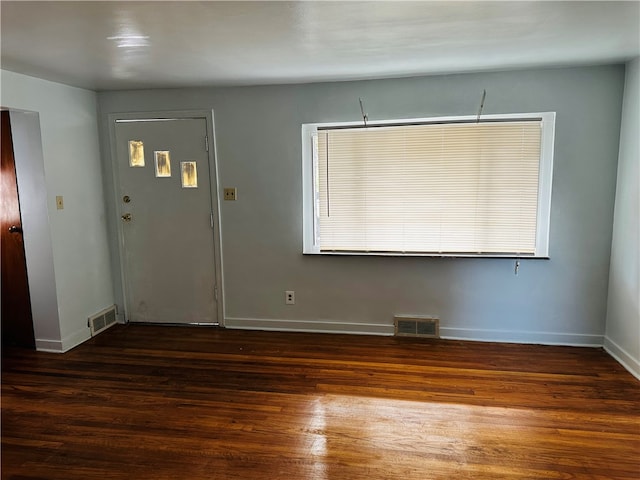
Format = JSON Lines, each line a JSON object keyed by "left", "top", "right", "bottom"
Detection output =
{"left": 8, "top": 225, "right": 22, "bottom": 233}
{"left": 121, "top": 213, "right": 132, "bottom": 222}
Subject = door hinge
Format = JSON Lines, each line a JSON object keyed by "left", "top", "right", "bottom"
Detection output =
{"left": 210, "top": 213, "right": 214, "bottom": 228}
{"left": 214, "top": 286, "right": 219, "bottom": 301}
{"left": 205, "top": 135, "right": 209, "bottom": 152}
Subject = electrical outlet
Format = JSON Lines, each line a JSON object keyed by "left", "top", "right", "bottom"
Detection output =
{"left": 56, "top": 195, "right": 64, "bottom": 210}
{"left": 223, "top": 187, "right": 237, "bottom": 201}
{"left": 285, "top": 290, "right": 295, "bottom": 305}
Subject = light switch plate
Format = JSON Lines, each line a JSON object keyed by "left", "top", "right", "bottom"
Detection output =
{"left": 56, "top": 195, "right": 64, "bottom": 210}
{"left": 223, "top": 187, "right": 237, "bottom": 201}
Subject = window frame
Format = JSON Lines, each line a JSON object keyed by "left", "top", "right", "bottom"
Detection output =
{"left": 302, "top": 112, "right": 555, "bottom": 258}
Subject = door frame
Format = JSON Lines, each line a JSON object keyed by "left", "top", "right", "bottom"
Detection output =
{"left": 107, "top": 110, "right": 225, "bottom": 326}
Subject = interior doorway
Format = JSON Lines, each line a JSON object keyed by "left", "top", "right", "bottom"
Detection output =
{"left": 1, "top": 110, "right": 35, "bottom": 348}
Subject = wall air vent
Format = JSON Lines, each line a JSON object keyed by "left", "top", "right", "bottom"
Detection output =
{"left": 88, "top": 305, "right": 118, "bottom": 336}
{"left": 394, "top": 316, "right": 440, "bottom": 338}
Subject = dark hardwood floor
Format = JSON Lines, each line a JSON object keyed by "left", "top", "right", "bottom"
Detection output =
{"left": 2, "top": 324, "right": 639, "bottom": 479}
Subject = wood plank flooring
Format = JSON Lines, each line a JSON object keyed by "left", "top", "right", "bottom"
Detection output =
{"left": 2, "top": 325, "right": 639, "bottom": 479}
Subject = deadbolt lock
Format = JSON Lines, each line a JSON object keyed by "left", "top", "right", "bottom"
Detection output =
{"left": 121, "top": 213, "right": 132, "bottom": 222}
{"left": 123, "top": 195, "right": 131, "bottom": 203}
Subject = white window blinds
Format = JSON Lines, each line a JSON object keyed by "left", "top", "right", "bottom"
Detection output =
{"left": 314, "top": 120, "right": 544, "bottom": 254}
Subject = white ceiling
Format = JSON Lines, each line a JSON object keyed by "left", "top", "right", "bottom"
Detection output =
{"left": 1, "top": 1, "right": 639, "bottom": 91}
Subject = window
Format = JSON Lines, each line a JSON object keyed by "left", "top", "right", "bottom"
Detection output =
{"left": 128, "top": 140, "right": 145, "bottom": 167}
{"left": 180, "top": 161, "right": 198, "bottom": 188}
{"left": 302, "top": 113, "right": 555, "bottom": 257}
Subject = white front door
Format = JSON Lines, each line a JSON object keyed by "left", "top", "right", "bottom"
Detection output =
{"left": 114, "top": 117, "right": 217, "bottom": 324}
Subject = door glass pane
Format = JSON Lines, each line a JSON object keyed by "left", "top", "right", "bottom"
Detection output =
{"left": 181, "top": 161, "right": 198, "bottom": 188}
{"left": 128, "top": 140, "right": 145, "bottom": 167}
{"left": 154, "top": 151, "right": 171, "bottom": 177}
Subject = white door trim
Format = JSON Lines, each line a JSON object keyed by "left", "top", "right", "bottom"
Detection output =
{"left": 107, "top": 110, "right": 225, "bottom": 327}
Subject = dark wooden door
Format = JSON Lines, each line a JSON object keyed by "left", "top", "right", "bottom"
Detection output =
{"left": 1, "top": 111, "right": 35, "bottom": 348}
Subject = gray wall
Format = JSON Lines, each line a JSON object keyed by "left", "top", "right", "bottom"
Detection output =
{"left": 98, "top": 64, "right": 624, "bottom": 344}
{"left": 606, "top": 57, "right": 640, "bottom": 378}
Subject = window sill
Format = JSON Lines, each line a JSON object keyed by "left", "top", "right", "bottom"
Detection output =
{"left": 303, "top": 251, "right": 550, "bottom": 259}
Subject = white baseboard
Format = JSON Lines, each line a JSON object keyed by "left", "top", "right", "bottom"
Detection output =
{"left": 35, "top": 327, "right": 91, "bottom": 353}
{"left": 604, "top": 336, "right": 640, "bottom": 381}
{"left": 225, "top": 317, "right": 394, "bottom": 336}
{"left": 441, "top": 327, "right": 604, "bottom": 347}
{"left": 35, "top": 338, "right": 64, "bottom": 353}
{"left": 225, "top": 317, "right": 604, "bottom": 346}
